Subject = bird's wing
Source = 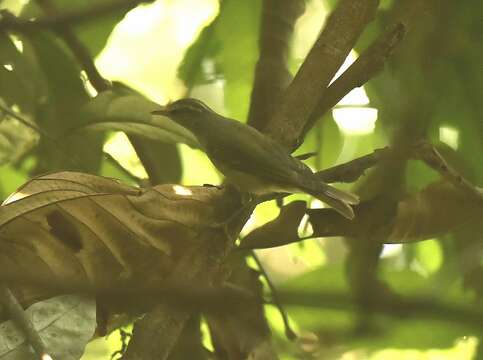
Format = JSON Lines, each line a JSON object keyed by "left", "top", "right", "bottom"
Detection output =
{"left": 204, "top": 121, "right": 304, "bottom": 186}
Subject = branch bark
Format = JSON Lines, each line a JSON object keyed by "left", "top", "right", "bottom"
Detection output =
{"left": 265, "top": 0, "right": 379, "bottom": 149}
{"left": 247, "top": 0, "right": 305, "bottom": 130}
{"left": 302, "top": 22, "right": 406, "bottom": 138}
{"left": 0, "top": 0, "right": 153, "bottom": 30}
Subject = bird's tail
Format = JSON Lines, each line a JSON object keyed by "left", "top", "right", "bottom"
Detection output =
{"left": 305, "top": 182, "right": 359, "bottom": 220}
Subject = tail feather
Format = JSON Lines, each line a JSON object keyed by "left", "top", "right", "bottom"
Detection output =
{"left": 305, "top": 183, "right": 359, "bottom": 220}
{"left": 322, "top": 184, "right": 359, "bottom": 205}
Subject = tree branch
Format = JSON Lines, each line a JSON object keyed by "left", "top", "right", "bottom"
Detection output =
{"left": 247, "top": 0, "right": 305, "bottom": 130}
{"left": 278, "top": 289, "right": 483, "bottom": 328}
{"left": 412, "top": 141, "right": 483, "bottom": 203}
{"left": 0, "top": 0, "right": 153, "bottom": 31}
{"left": 302, "top": 22, "right": 406, "bottom": 139}
{"left": 265, "top": 0, "right": 379, "bottom": 149}
{"left": 316, "top": 146, "right": 390, "bottom": 183}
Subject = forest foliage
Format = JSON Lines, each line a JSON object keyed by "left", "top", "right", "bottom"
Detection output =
{"left": 0, "top": 0, "right": 482, "bottom": 359}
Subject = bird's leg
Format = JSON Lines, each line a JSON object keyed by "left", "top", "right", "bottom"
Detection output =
{"left": 208, "top": 188, "right": 289, "bottom": 239}
{"left": 209, "top": 192, "right": 259, "bottom": 240}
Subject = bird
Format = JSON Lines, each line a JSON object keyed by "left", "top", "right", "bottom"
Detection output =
{"left": 152, "top": 98, "right": 359, "bottom": 219}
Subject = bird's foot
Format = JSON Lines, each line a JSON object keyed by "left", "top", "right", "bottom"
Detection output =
{"left": 202, "top": 183, "right": 224, "bottom": 190}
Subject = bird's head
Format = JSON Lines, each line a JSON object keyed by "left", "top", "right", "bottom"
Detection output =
{"left": 152, "top": 98, "right": 215, "bottom": 133}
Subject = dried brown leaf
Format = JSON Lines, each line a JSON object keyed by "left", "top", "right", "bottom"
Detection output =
{"left": 388, "top": 181, "right": 483, "bottom": 243}
{"left": 0, "top": 172, "right": 225, "bottom": 307}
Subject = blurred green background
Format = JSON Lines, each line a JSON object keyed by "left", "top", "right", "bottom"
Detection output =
{"left": 0, "top": 0, "right": 482, "bottom": 359}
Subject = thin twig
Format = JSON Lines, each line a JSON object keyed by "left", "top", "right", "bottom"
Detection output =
{"left": 250, "top": 252, "right": 297, "bottom": 340}
{"left": 0, "top": 0, "right": 153, "bottom": 31}
{"left": 302, "top": 22, "right": 406, "bottom": 139}
{"left": 33, "top": 0, "right": 110, "bottom": 92}
{"left": 249, "top": 147, "right": 390, "bottom": 206}
{"left": 0, "top": 284, "right": 51, "bottom": 359}
{"left": 315, "top": 146, "right": 390, "bottom": 183}
{"left": 266, "top": 0, "right": 379, "bottom": 149}
{"left": 412, "top": 141, "right": 483, "bottom": 203}
{"left": 2, "top": 272, "right": 483, "bottom": 329}
{"left": 0, "top": 102, "right": 47, "bottom": 137}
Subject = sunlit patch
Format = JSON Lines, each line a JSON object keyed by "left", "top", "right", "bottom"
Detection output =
{"left": 298, "top": 214, "right": 313, "bottom": 238}
{"left": 292, "top": 0, "right": 327, "bottom": 63}
{"left": 414, "top": 238, "right": 443, "bottom": 276}
{"left": 368, "top": 336, "right": 478, "bottom": 359}
{"left": 2, "top": 63, "right": 13, "bottom": 71}
{"left": 80, "top": 70, "right": 98, "bottom": 97}
{"left": 338, "top": 87, "right": 370, "bottom": 106}
{"left": 332, "top": 50, "right": 358, "bottom": 83}
{"left": 240, "top": 212, "right": 256, "bottom": 236}
{"left": 298, "top": 331, "right": 320, "bottom": 354}
{"left": 9, "top": 34, "right": 24, "bottom": 53}
{"left": 103, "top": 132, "right": 149, "bottom": 179}
{"left": 95, "top": 0, "right": 218, "bottom": 103}
{"left": 439, "top": 125, "right": 459, "bottom": 150}
{"left": 118, "top": 1, "right": 166, "bottom": 36}
{"left": 309, "top": 198, "right": 325, "bottom": 209}
{"left": 333, "top": 107, "right": 378, "bottom": 135}
{"left": 380, "top": 243, "right": 402, "bottom": 258}
{"left": 200, "top": 318, "right": 214, "bottom": 352}
{"left": 11, "top": 104, "right": 20, "bottom": 113}
{"left": 2, "top": 191, "right": 29, "bottom": 205}
{"left": 172, "top": 185, "right": 193, "bottom": 196}
{"left": 172, "top": 1, "right": 217, "bottom": 45}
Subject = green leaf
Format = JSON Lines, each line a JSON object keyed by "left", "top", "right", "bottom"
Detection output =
{"left": 295, "top": 112, "right": 343, "bottom": 170}
{"left": 0, "top": 33, "right": 42, "bottom": 113}
{"left": 178, "top": 9, "right": 221, "bottom": 88}
{"left": 25, "top": 32, "right": 104, "bottom": 173}
{"left": 92, "top": 83, "right": 182, "bottom": 184}
{"left": 178, "top": 0, "right": 261, "bottom": 120}
{"left": 77, "top": 89, "right": 199, "bottom": 148}
{"left": 0, "top": 114, "right": 38, "bottom": 166}
{"left": 0, "top": 163, "right": 29, "bottom": 200}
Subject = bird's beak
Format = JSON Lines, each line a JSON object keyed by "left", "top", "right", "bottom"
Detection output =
{"left": 151, "top": 106, "right": 170, "bottom": 116}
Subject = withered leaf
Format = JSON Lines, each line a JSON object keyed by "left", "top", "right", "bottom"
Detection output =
{"left": 0, "top": 171, "right": 225, "bottom": 307}
{"left": 308, "top": 181, "right": 483, "bottom": 244}
{"left": 388, "top": 181, "right": 483, "bottom": 243}
{"left": 47, "top": 210, "right": 83, "bottom": 253}
{"left": 308, "top": 196, "right": 396, "bottom": 240}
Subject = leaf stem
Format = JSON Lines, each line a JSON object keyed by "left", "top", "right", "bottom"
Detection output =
{"left": 0, "top": 284, "right": 51, "bottom": 359}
